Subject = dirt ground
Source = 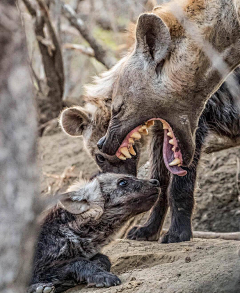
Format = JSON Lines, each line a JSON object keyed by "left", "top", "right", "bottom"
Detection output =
{"left": 38, "top": 131, "right": 240, "bottom": 293}
{"left": 66, "top": 238, "right": 240, "bottom": 293}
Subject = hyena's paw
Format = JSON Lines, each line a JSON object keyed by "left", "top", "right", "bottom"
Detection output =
{"left": 127, "top": 225, "right": 159, "bottom": 241}
{"left": 87, "top": 271, "right": 121, "bottom": 288}
{"left": 161, "top": 229, "right": 192, "bottom": 244}
{"left": 28, "top": 283, "right": 55, "bottom": 293}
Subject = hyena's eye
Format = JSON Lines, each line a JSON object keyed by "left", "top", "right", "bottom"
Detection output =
{"left": 117, "top": 179, "right": 128, "bottom": 187}
{"left": 96, "top": 154, "right": 105, "bottom": 163}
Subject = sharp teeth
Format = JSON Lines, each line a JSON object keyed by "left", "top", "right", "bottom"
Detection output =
{"left": 172, "top": 147, "right": 175, "bottom": 152}
{"left": 169, "top": 158, "right": 181, "bottom": 166}
{"left": 129, "top": 138, "right": 134, "bottom": 144}
{"left": 121, "top": 147, "right": 132, "bottom": 158}
{"left": 139, "top": 125, "right": 147, "bottom": 132}
{"left": 129, "top": 145, "right": 136, "bottom": 156}
{"left": 162, "top": 123, "right": 168, "bottom": 129}
{"left": 169, "top": 139, "right": 174, "bottom": 145}
{"left": 118, "top": 154, "right": 127, "bottom": 160}
{"left": 142, "top": 129, "right": 148, "bottom": 135}
{"left": 167, "top": 132, "right": 173, "bottom": 138}
{"left": 131, "top": 132, "right": 141, "bottom": 140}
{"left": 146, "top": 120, "right": 154, "bottom": 127}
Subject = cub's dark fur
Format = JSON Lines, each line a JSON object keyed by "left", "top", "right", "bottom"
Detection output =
{"left": 29, "top": 173, "right": 159, "bottom": 293}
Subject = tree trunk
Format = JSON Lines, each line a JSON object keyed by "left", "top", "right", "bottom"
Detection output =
{"left": 0, "top": 1, "right": 40, "bottom": 293}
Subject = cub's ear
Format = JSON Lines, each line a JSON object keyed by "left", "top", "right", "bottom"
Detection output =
{"left": 136, "top": 13, "right": 171, "bottom": 63}
{"left": 59, "top": 191, "right": 104, "bottom": 220}
{"left": 59, "top": 191, "right": 90, "bottom": 214}
{"left": 59, "top": 106, "right": 91, "bottom": 136}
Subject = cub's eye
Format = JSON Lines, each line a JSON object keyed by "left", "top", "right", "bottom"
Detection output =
{"left": 96, "top": 154, "right": 105, "bottom": 163}
{"left": 118, "top": 179, "right": 128, "bottom": 187}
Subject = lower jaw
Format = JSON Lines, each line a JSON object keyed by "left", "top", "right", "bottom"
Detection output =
{"left": 116, "top": 118, "right": 187, "bottom": 177}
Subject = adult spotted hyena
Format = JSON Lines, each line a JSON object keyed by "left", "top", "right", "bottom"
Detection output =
{"left": 82, "top": 0, "right": 240, "bottom": 243}
{"left": 60, "top": 67, "right": 240, "bottom": 243}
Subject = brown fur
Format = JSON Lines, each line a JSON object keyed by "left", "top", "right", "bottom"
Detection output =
{"left": 96, "top": 0, "right": 240, "bottom": 167}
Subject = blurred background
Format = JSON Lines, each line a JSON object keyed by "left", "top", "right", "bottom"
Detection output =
{"left": 20, "top": 0, "right": 160, "bottom": 127}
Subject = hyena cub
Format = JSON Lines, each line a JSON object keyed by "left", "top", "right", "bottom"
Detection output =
{"left": 29, "top": 173, "right": 159, "bottom": 293}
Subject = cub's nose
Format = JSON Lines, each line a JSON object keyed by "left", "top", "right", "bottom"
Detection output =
{"left": 97, "top": 136, "right": 106, "bottom": 150}
{"left": 149, "top": 179, "right": 160, "bottom": 187}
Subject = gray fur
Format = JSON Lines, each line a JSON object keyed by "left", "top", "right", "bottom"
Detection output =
{"left": 29, "top": 173, "right": 159, "bottom": 293}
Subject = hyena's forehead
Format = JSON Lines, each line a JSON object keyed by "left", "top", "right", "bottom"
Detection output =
{"left": 97, "top": 173, "right": 134, "bottom": 193}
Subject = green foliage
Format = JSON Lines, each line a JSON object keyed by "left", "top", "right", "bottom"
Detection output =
{"left": 93, "top": 27, "right": 118, "bottom": 50}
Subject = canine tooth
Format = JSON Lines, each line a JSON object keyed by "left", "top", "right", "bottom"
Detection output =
{"left": 146, "top": 120, "right": 154, "bottom": 127}
{"left": 129, "top": 138, "right": 134, "bottom": 144}
{"left": 139, "top": 125, "right": 147, "bottom": 132}
{"left": 142, "top": 129, "right": 148, "bottom": 135}
{"left": 162, "top": 123, "right": 168, "bottom": 129}
{"left": 172, "top": 147, "right": 175, "bottom": 152}
{"left": 118, "top": 155, "right": 127, "bottom": 160}
{"left": 121, "top": 147, "right": 132, "bottom": 158}
{"left": 169, "top": 158, "right": 181, "bottom": 166}
{"left": 131, "top": 132, "right": 141, "bottom": 140}
{"left": 167, "top": 132, "right": 173, "bottom": 138}
{"left": 169, "top": 139, "right": 174, "bottom": 145}
{"left": 129, "top": 145, "right": 136, "bottom": 156}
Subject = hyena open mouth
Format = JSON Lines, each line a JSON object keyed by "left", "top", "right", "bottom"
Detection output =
{"left": 116, "top": 119, "right": 187, "bottom": 176}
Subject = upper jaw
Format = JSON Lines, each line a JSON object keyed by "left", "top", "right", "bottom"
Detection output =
{"left": 101, "top": 118, "right": 147, "bottom": 156}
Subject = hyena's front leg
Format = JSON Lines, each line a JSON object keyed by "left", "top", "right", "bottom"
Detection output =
{"left": 161, "top": 119, "right": 208, "bottom": 243}
{"left": 127, "top": 126, "right": 170, "bottom": 241}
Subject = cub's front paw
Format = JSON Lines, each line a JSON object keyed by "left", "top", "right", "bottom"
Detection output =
{"left": 29, "top": 283, "right": 55, "bottom": 293}
{"left": 87, "top": 271, "right": 121, "bottom": 288}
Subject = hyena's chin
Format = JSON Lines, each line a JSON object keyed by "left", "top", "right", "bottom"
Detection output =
{"left": 116, "top": 118, "right": 187, "bottom": 177}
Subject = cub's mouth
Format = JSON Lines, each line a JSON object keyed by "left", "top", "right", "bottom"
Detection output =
{"left": 115, "top": 118, "right": 187, "bottom": 177}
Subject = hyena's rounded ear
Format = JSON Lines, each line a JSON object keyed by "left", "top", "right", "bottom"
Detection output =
{"left": 59, "top": 106, "right": 91, "bottom": 136}
{"left": 135, "top": 13, "right": 171, "bottom": 63}
{"left": 59, "top": 192, "right": 104, "bottom": 220}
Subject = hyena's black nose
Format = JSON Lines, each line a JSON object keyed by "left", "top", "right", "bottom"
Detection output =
{"left": 97, "top": 136, "right": 106, "bottom": 150}
{"left": 149, "top": 179, "right": 160, "bottom": 187}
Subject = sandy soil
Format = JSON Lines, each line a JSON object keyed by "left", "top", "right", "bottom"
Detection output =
{"left": 38, "top": 131, "right": 240, "bottom": 293}
{"left": 66, "top": 238, "right": 240, "bottom": 293}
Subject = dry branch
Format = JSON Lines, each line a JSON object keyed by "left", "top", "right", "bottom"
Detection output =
{"left": 61, "top": 2, "right": 116, "bottom": 69}
{"left": 63, "top": 43, "right": 94, "bottom": 57}
{"left": 161, "top": 229, "right": 240, "bottom": 241}
{"left": 23, "top": 0, "right": 64, "bottom": 124}
{"left": 192, "top": 231, "right": 240, "bottom": 241}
